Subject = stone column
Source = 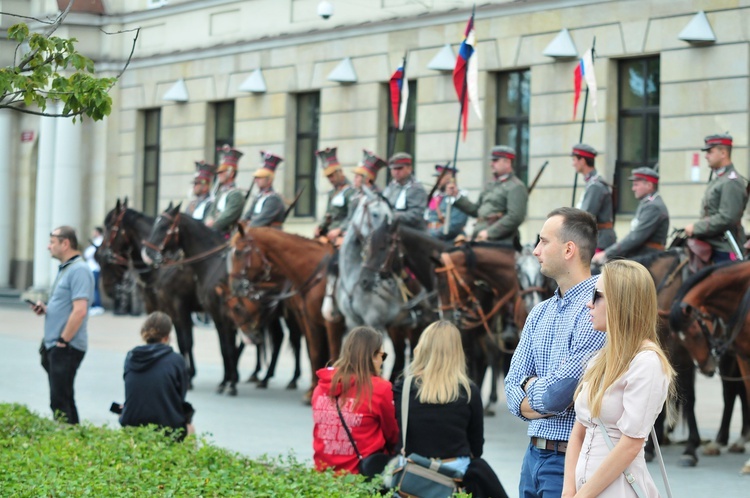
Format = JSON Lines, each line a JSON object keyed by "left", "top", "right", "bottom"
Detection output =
{"left": 32, "top": 105, "right": 58, "bottom": 290}
{"left": 50, "top": 113, "right": 83, "bottom": 232}
{"left": 0, "top": 112, "right": 12, "bottom": 287}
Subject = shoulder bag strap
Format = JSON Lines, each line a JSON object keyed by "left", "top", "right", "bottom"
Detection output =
{"left": 335, "top": 396, "right": 363, "bottom": 461}
{"left": 649, "top": 426, "right": 673, "bottom": 498}
{"left": 400, "top": 376, "right": 413, "bottom": 456}
{"left": 594, "top": 418, "right": 647, "bottom": 498}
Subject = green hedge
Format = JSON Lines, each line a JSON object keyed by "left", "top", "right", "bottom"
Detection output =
{"left": 0, "top": 403, "right": 388, "bottom": 497}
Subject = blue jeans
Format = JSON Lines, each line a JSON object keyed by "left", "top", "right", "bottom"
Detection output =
{"left": 92, "top": 270, "right": 102, "bottom": 308}
{"left": 712, "top": 250, "right": 734, "bottom": 263}
{"left": 519, "top": 442, "right": 565, "bottom": 498}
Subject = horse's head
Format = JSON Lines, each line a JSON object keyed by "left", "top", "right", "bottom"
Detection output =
{"left": 349, "top": 188, "right": 393, "bottom": 242}
{"left": 142, "top": 202, "right": 182, "bottom": 267}
{"left": 516, "top": 244, "right": 548, "bottom": 312}
{"left": 216, "top": 283, "right": 265, "bottom": 344}
{"left": 360, "top": 217, "right": 401, "bottom": 291}
{"left": 669, "top": 301, "right": 717, "bottom": 375}
{"left": 228, "top": 224, "right": 273, "bottom": 293}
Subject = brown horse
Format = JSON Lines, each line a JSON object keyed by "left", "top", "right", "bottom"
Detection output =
{"left": 435, "top": 242, "right": 523, "bottom": 415}
{"left": 669, "top": 259, "right": 750, "bottom": 473}
{"left": 228, "top": 224, "right": 343, "bottom": 399}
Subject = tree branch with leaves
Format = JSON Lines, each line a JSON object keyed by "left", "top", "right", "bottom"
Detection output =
{"left": 0, "top": 0, "right": 138, "bottom": 121}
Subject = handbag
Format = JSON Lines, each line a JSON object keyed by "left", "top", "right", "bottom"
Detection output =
{"left": 334, "top": 396, "right": 390, "bottom": 478}
{"left": 595, "top": 418, "right": 673, "bottom": 498}
{"left": 387, "top": 376, "right": 462, "bottom": 498}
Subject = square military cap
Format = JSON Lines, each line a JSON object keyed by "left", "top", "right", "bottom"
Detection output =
{"left": 571, "top": 143, "right": 597, "bottom": 159}
{"left": 490, "top": 145, "right": 516, "bottom": 160}
{"left": 701, "top": 133, "right": 733, "bottom": 151}
{"left": 629, "top": 167, "right": 659, "bottom": 184}
{"left": 254, "top": 151, "right": 283, "bottom": 178}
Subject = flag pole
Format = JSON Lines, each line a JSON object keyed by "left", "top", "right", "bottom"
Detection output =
{"left": 571, "top": 36, "right": 596, "bottom": 207}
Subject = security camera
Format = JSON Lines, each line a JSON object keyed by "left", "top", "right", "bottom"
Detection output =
{"left": 317, "top": 1, "right": 334, "bottom": 20}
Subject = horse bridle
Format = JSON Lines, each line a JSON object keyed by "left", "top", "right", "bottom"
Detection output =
{"left": 100, "top": 208, "right": 131, "bottom": 266}
{"left": 679, "top": 303, "right": 735, "bottom": 361}
{"left": 143, "top": 211, "right": 229, "bottom": 267}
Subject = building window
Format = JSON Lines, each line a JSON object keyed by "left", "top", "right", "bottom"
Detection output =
{"left": 295, "top": 92, "right": 320, "bottom": 217}
{"left": 496, "top": 70, "right": 530, "bottom": 184}
{"left": 143, "top": 109, "right": 161, "bottom": 216}
{"left": 616, "top": 57, "right": 660, "bottom": 213}
{"left": 386, "top": 80, "right": 417, "bottom": 181}
{"left": 213, "top": 101, "right": 235, "bottom": 165}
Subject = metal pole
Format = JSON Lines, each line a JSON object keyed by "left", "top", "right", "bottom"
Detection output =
{"left": 571, "top": 37, "right": 596, "bottom": 207}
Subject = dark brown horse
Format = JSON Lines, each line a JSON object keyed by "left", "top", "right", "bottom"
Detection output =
{"left": 97, "top": 199, "right": 202, "bottom": 383}
{"left": 228, "top": 224, "right": 343, "bottom": 399}
{"left": 142, "top": 203, "right": 242, "bottom": 396}
{"left": 669, "top": 259, "right": 750, "bottom": 473}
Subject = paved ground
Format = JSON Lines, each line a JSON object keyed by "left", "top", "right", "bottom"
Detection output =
{"left": 2, "top": 305, "right": 749, "bottom": 496}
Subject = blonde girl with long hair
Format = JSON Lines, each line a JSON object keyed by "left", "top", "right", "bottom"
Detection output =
{"left": 394, "top": 320, "right": 508, "bottom": 498}
{"left": 562, "top": 260, "right": 675, "bottom": 498}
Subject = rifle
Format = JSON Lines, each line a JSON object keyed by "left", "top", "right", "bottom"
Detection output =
{"left": 427, "top": 163, "right": 451, "bottom": 202}
{"left": 283, "top": 184, "right": 307, "bottom": 222}
{"left": 527, "top": 161, "right": 549, "bottom": 195}
{"left": 240, "top": 181, "right": 256, "bottom": 215}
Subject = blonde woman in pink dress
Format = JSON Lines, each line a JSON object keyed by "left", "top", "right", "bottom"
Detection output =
{"left": 562, "top": 260, "right": 675, "bottom": 498}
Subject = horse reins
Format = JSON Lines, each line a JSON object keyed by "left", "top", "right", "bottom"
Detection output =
{"left": 437, "top": 252, "right": 518, "bottom": 352}
{"left": 142, "top": 211, "right": 230, "bottom": 267}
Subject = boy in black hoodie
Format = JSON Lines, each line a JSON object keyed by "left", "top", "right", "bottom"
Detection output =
{"left": 120, "top": 312, "right": 193, "bottom": 439}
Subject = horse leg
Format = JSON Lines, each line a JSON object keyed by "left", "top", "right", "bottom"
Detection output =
{"left": 215, "top": 318, "right": 239, "bottom": 396}
{"left": 258, "top": 316, "right": 284, "bottom": 389}
{"left": 387, "top": 326, "right": 407, "bottom": 382}
{"left": 730, "top": 370, "right": 750, "bottom": 453}
{"left": 173, "top": 304, "right": 196, "bottom": 388}
{"left": 709, "top": 353, "right": 739, "bottom": 454}
{"left": 678, "top": 364, "right": 700, "bottom": 467}
{"left": 732, "top": 356, "right": 750, "bottom": 469}
{"left": 285, "top": 311, "right": 303, "bottom": 390}
{"left": 247, "top": 346, "right": 262, "bottom": 383}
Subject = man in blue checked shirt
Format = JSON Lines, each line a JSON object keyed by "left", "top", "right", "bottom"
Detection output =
{"left": 505, "top": 207, "right": 606, "bottom": 498}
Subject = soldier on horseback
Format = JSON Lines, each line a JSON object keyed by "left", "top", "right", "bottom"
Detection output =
{"left": 685, "top": 133, "right": 748, "bottom": 263}
{"left": 571, "top": 143, "right": 616, "bottom": 252}
{"left": 185, "top": 161, "right": 215, "bottom": 221}
{"left": 383, "top": 152, "right": 428, "bottom": 230}
{"left": 242, "top": 151, "right": 285, "bottom": 228}
{"left": 343, "top": 149, "right": 387, "bottom": 227}
{"left": 314, "top": 147, "right": 355, "bottom": 245}
{"left": 592, "top": 166, "right": 669, "bottom": 265}
{"left": 205, "top": 145, "right": 245, "bottom": 238}
{"left": 445, "top": 145, "right": 527, "bottom": 245}
{"left": 426, "top": 163, "right": 468, "bottom": 241}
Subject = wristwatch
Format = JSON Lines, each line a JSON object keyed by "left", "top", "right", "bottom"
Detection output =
{"left": 520, "top": 375, "right": 534, "bottom": 391}
{"left": 56, "top": 337, "right": 69, "bottom": 345}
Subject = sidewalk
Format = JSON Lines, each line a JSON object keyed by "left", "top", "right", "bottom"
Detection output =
{"left": 1, "top": 306, "right": 748, "bottom": 495}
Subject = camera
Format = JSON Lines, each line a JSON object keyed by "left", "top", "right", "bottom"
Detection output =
{"left": 110, "top": 402, "right": 123, "bottom": 415}
{"left": 317, "top": 1, "right": 334, "bottom": 20}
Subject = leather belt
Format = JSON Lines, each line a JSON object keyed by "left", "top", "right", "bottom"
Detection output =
{"left": 645, "top": 241, "right": 665, "bottom": 250}
{"left": 531, "top": 437, "right": 568, "bottom": 453}
{"left": 597, "top": 222, "right": 613, "bottom": 230}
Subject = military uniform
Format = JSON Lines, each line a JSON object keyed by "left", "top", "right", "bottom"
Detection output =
{"left": 205, "top": 146, "right": 245, "bottom": 236}
{"left": 321, "top": 181, "right": 355, "bottom": 233}
{"left": 206, "top": 184, "right": 245, "bottom": 234}
{"left": 186, "top": 160, "right": 215, "bottom": 221}
{"left": 186, "top": 194, "right": 212, "bottom": 221}
{"left": 383, "top": 175, "right": 428, "bottom": 230}
{"left": 577, "top": 170, "right": 616, "bottom": 249}
{"left": 605, "top": 193, "right": 669, "bottom": 259}
{"left": 453, "top": 173, "right": 527, "bottom": 244}
{"left": 692, "top": 163, "right": 747, "bottom": 253}
{"left": 572, "top": 144, "right": 616, "bottom": 250}
{"left": 243, "top": 151, "right": 286, "bottom": 228}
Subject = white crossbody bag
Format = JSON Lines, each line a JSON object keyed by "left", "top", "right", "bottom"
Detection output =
{"left": 595, "top": 419, "right": 673, "bottom": 498}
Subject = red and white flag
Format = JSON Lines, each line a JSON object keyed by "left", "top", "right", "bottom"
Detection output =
{"left": 389, "top": 58, "right": 409, "bottom": 130}
{"left": 573, "top": 48, "right": 598, "bottom": 121}
{"left": 453, "top": 13, "right": 482, "bottom": 141}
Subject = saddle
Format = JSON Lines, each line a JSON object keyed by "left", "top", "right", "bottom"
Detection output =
{"left": 686, "top": 238, "right": 712, "bottom": 273}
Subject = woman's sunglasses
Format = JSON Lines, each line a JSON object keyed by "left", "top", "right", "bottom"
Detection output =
{"left": 378, "top": 352, "right": 388, "bottom": 361}
{"left": 591, "top": 288, "right": 605, "bottom": 305}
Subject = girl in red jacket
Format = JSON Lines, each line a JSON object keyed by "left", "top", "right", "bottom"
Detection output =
{"left": 312, "top": 326, "right": 399, "bottom": 474}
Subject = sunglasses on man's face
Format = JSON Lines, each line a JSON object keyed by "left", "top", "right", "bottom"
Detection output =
{"left": 591, "top": 288, "right": 605, "bottom": 305}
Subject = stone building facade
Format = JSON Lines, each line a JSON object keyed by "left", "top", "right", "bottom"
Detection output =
{"left": 1, "top": 0, "right": 748, "bottom": 290}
